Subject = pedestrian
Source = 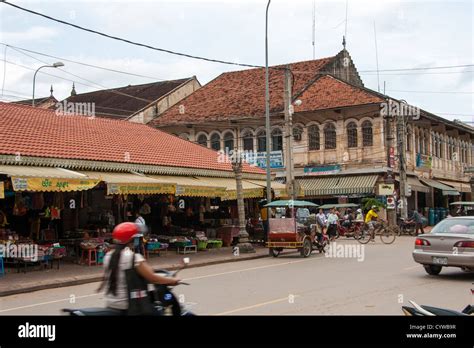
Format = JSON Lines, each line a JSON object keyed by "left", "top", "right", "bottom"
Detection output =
{"left": 326, "top": 208, "right": 339, "bottom": 241}
{"left": 134, "top": 211, "right": 146, "bottom": 225}
{"left": 260, "top": 202, "right": 269, "bottom": 243}
{"left": 409, "top": 209, "right": 425, "bottom": 236}
{"left": 315, "top": 208, "right": 327, "bottom": 243}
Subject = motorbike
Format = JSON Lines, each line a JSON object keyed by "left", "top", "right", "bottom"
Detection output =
{"left": 397, "top": 217, "right": 416, "bottom": 236}
{"left": 336, "top": 220, "right": 363, "bottom": 239}
{"left": 402, "top": 287, "right": 474, "bottom": 316}
{"left": 63, "top": 258, "right": 194, "bottom": 316}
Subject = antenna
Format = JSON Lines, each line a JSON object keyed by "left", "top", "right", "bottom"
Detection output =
{"left": 374, "top": 21, "right": 380, "bottom": 93}
{"left": 312, "top": 0, "right": 316, "bottom": 59}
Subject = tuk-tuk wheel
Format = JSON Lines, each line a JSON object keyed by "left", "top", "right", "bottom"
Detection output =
{"left": 300, "top": 238, "right": 312, "bottom": 258}
{"left": 269, "top": 248, "right": 281, "bottom": 257}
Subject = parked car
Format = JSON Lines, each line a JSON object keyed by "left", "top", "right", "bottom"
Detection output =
{"left": 412, "top": 217, "right": 474, "bottom": 275}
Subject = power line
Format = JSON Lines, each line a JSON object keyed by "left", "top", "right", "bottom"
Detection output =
{"left": 1, "top": 1, "right": 263, "bottom": 69}
{"left": 0, "top": 43, "right": 167, "bottom": 82}
{"left": 387, "top": 89, "right": 474, "bottom": 95}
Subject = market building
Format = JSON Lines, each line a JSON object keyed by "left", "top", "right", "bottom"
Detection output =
{"left": 148, "top": 48, "right": 474, "bottom": 213}
{"left": 0, "top": 102, "right": 284, "bottom": 269}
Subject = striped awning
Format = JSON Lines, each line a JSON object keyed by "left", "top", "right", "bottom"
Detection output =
{"left": 395, "top": 175, "right": 430, "bottom": 193}
{"left": 297, "top": 175, "right": 378, "bottom": 197}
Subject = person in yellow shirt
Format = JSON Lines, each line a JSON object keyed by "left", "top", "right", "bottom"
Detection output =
{"left": 365, "top": 206, "right": 381, "bottom": 241}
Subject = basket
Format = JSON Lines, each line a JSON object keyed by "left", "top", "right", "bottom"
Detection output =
{"left": 197, "top": 240, "right": 208, "bottom": 250}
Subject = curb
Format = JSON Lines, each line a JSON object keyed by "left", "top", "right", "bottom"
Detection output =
{"left": 0, "top": 252, "right": 270, "bottom": 297}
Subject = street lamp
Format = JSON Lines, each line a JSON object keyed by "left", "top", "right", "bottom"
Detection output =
{"left": 265, "top": 0, "right": 272, "bottom": 203}
{"left": 32, "top": 62, "right": 64, "bottom": 106}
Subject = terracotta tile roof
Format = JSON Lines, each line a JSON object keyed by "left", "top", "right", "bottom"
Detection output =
{"left": 0, "top": 102, "right": 264, "bottom": 174}
{"left": 294, "top": 75, "right": 384, "bottom": 112}
{"left": 61, "top": 78, "right": 193, "bottom": 119}
{"left": 150, "top": 57, "right": 334, "bottom": 126}
{"left": 15, "top": 95, "right": 58, "bottom": 109}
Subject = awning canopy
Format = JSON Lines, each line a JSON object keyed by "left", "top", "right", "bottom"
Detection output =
{"left": 82, "top": 171, "right": 175, "bottom": 195}
{"left": 194, "top": 177, "right": 263, "bottom": 200}
{"left": 297, "top": 175, "right": 378, "bottom": 197}
{"left": 438, "top": 180, "right": 471, "bottom": 193}
{"left": 419, "top": 178, "right": 460, "bottom": 196}
{"left": 395, "top": 175, "right": 430, "bottom": 193}
{"left": 0, "top": 165, "right": 100, "bottom": 192}
{"left": 150, "top": 175, "right": 226, "bottom": 198}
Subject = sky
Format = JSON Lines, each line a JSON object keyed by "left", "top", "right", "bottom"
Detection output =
{"left": 0, "top": 0, "right": 472, "bottom": 124}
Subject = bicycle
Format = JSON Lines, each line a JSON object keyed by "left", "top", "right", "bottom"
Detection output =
{"left": 357, "top": 220, "right": 397, "bottom": 244}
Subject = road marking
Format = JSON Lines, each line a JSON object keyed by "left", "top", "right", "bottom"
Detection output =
{"left": 214, "top": 295, "right": 301, "bottom": 315}
{"left": 0, "top": 293, "right": 103, "bottom": 313}
{"left": 184, "top": 256, "right": 323, "bottom": 281}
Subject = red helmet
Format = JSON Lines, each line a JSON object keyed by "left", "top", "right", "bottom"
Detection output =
{"left": 112, "top": 222, "right": 142, "bottom": 244}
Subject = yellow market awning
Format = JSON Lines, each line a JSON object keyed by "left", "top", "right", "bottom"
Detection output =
{"left": 82, "top": 172, "right": 175, "bottom": 195}
{"left": 195, "top": 177, "right": 264, "bottom": 200}
{"left": 149, "top": 175, "right": 226, "bottom": 198}
{"left": 244, "top": 179, "right": 289, "bottom": 198}
{"left": 0, "top": 165, "right": 100, "bottom": 192}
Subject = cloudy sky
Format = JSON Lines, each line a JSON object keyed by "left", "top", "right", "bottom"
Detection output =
{"left": 0, "top": 0, "right": 472, "bottom": 123}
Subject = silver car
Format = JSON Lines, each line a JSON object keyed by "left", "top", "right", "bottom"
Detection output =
{"left": 412, "top": 217, "right": 474, "bottom": 275}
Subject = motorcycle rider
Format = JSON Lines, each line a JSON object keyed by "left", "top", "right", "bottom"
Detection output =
{"left": 99, "top": 222, "right": 180, "bottom": 314}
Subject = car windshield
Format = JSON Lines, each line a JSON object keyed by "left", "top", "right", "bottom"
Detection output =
{"left": 431, "top": 218, "right": 474, "bottom": 234}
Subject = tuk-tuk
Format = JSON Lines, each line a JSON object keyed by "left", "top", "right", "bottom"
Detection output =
{"left": 449, "top": 201, "right": 474, "bottom": 216}
{"left": 264, "top": 200, "right": 319, "bottom": 258}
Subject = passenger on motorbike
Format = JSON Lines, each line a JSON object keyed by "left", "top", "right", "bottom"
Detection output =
{"left": 98, "top": 222, "right": 180, "bottom": 314}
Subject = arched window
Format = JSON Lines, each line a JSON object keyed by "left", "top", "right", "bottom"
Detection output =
{"left": 406, "top": 126, "right": 412, "bottom": 152}
{"left": 362, "top": 121, "right": 373, "bottom": 147}
{"left": 210, "top": 133, "right": 221, "bottom": 151}
{"left": 197, "top": 134, "right": 208, "bottom": 147}
{"left": 324, "top": 123, "right": 336, "bottom": 150}
{"left": 423, "top": 132, "right": 428, "bottom": 155}
{"left": 257, "top": 130, "right": 266, "bottom": 152}
{"left": 223, "top": 132, "right": 234, "bottom": 152}
{"left": 242, "top": 131, "right": 254, "bottom": 151}
{"left": 271, "top": 128, "right": 283, "bottom": 151}
{"left": 293, "top": 126, "right": 303, "bottom": 142}
{"left": 415, "top": 129, "right": 420, "bottom": 154}
{"left": 308, "top": 125, "right": 320, "bottom": 150}
{"left": 346, "top": 122, "right": 358, "bottom": 148}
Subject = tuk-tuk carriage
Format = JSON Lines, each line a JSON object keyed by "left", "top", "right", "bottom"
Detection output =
{"left": 264, "top": 200, "right": 319, "bottom": 258}
{"left": 449, "top": 201, "right": 474, "bottom": 216}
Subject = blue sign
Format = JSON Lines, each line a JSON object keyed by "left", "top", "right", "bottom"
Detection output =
{"left": 243, "top": 151, "right": 284, "bottom": 169}
{"left": 304, "top": 165, "right": 341, "bottom": 175}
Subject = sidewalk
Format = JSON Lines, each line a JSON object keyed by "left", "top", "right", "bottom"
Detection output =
{"left": 0, "top": 245, "right": 271, "bottom": 297}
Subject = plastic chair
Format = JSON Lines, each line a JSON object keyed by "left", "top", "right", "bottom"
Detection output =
{"left": 0, "top": 256, "right": 4, "bottom": 277}
{"left": 80, "top": 248, "right": 97, "bottom": 266}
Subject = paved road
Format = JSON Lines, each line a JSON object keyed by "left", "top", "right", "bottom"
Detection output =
{"left": 1, "top": 237, "right": 472, "bottom": 315}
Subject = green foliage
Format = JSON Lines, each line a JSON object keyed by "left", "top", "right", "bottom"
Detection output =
{"left": 361, "top": 198, "right": 385, "bottom": 212}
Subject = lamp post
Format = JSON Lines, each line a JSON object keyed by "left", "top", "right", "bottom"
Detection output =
{"left": 32, "top": 62, "right": 64, "bottom": 106}
{"left": 265, "top": 0, "right": 272, "bottom": 204}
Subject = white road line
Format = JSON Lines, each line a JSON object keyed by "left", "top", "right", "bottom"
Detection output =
{"left": 184, "top": 256, "right": 323, "bottom": 281}
{"left": 0, "top": 293, "right": 103, "bottom": 313}
{"left": 214, "top": 295, "right": 301, "bottom": 315}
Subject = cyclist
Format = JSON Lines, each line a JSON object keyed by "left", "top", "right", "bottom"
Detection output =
{"left": 365, "top": 205, "right": 381, "bottom": 241}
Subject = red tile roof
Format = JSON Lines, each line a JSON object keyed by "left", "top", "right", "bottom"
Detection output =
{"left": 294, "top": 75, "right": 384, "bottom": 112}
{"left": 150, "top": 57, "right": 334, "bottom": 126}
{"left": 62, "top": 78, "right": 193, "bottom": 119}
{"left": 0, "top": 102, "right": 264, "bottom": 174}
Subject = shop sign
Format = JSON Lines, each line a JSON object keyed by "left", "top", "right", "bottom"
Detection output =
{"left": 304, "top": 165, "right": 341, "bottom": 176}
{"left": 175, "top": 185, "right": 226, "bottom": 198}
{"left": 416, "top": 153, "right": 432, "bottom": 169}
{"left": 378, "top": 183, "right": 395, "bottom": 196}
{"left": 386, "top": 196, "right": 396, "bottom": 210}
{"left": 243, "top": 151, "right": 284, "bottom": 169}
{"left": 12, "top": 177, "right": 100, "bottom": 192}
{"left": 107, "top": 182, "right": 175, "bottom": 195}
{"left": 0, "top": 182, "right": 4, "bottom": 199}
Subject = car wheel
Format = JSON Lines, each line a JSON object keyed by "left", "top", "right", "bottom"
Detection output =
{"left": 423, "top": 264, "right": 442, "bottom": 275}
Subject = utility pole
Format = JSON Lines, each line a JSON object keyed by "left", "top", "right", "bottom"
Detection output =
{"left": 284, "top": 66, "right": 295, "bottom": 200}
{"left": 384, "top": 101, "right": 396, "bottom": 227}
{"left": 397, "top": 103, "right": 408, "bottom": 219}
{"left": 232, "top": 137, "right": 255, "bottom": 254}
